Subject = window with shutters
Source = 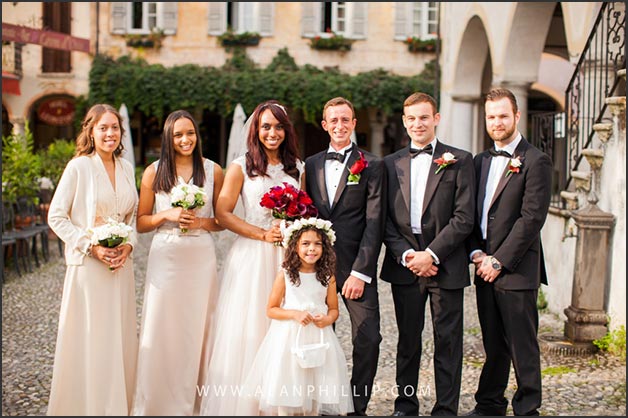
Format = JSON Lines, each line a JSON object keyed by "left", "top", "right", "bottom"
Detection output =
{"left": 42, "top": 2, "right": 71, "bottom": 73}
{"left": 395, "top": 2, "right": 438, "bottom": 41}
{"left": 111, "top": 2, "right": 178, "bottom": 35}
{"left": 302, "top": 2, "right": 366, "bottom": 40}
{"left": 129, "top": 2, "right": 158, "bottom": 33}
{"left": 208, "top": 2, "right": 274, "bottom": 37}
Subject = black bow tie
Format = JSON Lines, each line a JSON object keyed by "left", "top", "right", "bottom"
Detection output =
{"left": 325, "top": 151, "right": 345, "bottom": 162}
{"left": 489, "top": 148, "right": 512, "bottom": 158}
{"left": 409, "top": 144, "right": 433, "bottom": 158}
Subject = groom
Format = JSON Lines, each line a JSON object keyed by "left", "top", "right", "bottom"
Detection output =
{"left": 305, "top": 97, "right": 385, "bottom": 416}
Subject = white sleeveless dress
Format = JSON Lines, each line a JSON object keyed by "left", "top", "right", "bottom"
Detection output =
{"left": 132, "top": 158, "right": 219, "bottom": 415}
{"left": 199, "top": 156, "right": 304, "bottom": 416}
{"left": 244, "top": 271, "right": 354, "bottom": 416}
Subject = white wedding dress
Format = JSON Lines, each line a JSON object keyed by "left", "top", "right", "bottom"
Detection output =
{"left": 199, "top": 156, "right": 304, "bottom": 416}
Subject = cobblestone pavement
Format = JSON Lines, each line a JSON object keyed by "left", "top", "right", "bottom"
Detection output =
{"left": 2, "top": 231, "right": 626, "bottom": 416}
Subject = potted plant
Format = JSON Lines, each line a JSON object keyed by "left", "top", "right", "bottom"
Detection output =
{"left": 404, "top": 37, "right": 438, "bottom": 53}
{"left": 309, "top": 32, "right": 354, "bottom": 52}
{"left": 125, "top": 27, "right": 165, "bottom": 49}
{"left": 218, "top": 29, "right": 261, "bottom": 48}
{"left": 2, "top": 124, "right": 42, "bottom": 225}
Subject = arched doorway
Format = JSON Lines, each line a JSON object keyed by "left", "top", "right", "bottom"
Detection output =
{"left": 2, "top": 104, "right": 12, "bottom": 137}
{"left": 30, "top": 95, "right": 77, "bottom": 151}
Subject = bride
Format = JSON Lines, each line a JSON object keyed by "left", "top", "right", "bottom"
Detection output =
{"left": 199, "top": 100, "right": 305, "bottom": 416}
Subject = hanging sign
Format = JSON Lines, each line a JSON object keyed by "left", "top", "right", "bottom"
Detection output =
{"left": 38, "top": 97, "right": 76, "bottom": 126}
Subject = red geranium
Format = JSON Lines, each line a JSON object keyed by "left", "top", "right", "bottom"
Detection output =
{"left": 260, "top": 182, "right": 318, "bottom": 220}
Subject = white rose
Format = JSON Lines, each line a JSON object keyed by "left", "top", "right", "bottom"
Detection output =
{"left": 510, "top": 157, "right": 522, "bottom": 168}
{"left": 442, "top": 152, "right": 455, "bottom": 162}
{"left": 182, "top": 193, "right": 194, "bottom": 204}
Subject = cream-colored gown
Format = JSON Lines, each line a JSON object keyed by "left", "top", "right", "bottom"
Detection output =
{"left": 47, "top": 155, "right": 139, "bottom": 416}
{"left": 132, "top": 159, "right": 219, "bottom": 416}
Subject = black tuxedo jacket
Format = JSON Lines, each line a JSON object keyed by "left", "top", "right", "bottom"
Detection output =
{"left": 466, "top": 137, "right": 552, "bottom": 290}
{"left": 380, "top": 140, "right": 476, "bottom": 289}
{"left": 305, "top": 147, "right": 385, "bottom": 286}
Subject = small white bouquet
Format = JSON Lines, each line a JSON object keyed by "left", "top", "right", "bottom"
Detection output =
{"left": 87, "top": 218, "right": 134, "bottom": 269}
{"left": 170, "top": 182, "right": 208, "bottom": 233}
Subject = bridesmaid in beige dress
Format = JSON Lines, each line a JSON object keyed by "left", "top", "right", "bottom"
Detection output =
{"left": 47, "top": 104, "right": 139, "bottom": 415}
{"left": 132, "top": 110, "right": 224, "bottom": 415}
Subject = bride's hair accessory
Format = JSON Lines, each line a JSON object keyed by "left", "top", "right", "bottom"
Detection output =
{"left": 271, "top": 102, "right": 288, "bottom": 115}
{"left": 282, "top": 217, "right": 337, "bottom": 248}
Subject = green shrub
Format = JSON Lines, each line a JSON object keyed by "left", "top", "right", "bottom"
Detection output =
{"left": 593, "top": 325, "right": 626, "bottom": 361}
{"left": 38, "top": 139, "right": 76, "bottom": 189}
{"left": 2, "top": 123, "right": 42, "bottom": 205}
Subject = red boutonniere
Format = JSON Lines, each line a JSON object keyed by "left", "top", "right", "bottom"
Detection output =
{"left": 433, "top": 152, "right": 457, "bottom": 174}
{"left": 347, "top": 151, "right": 368, "bottom": 184}
{"left": 506, "top": 156, "right": 523, "bottom": 177}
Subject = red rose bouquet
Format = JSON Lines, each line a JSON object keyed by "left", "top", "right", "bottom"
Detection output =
{"left": 260, "top": 182, "right": 319, "bottom": 245}
{"left": 260, "top": 182, "right": 319, "bottom": 220}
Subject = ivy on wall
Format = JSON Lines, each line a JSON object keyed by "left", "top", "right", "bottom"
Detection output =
{"left": 85, "top": 48, "right": 435, "bottom": 124}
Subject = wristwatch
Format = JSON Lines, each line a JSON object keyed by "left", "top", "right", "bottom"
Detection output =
{"left": 490, "top": 256, "right": 502, "bottom": 271}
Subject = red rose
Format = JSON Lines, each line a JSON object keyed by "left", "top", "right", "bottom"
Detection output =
{"left": 349, "top": 152, "right": 368, "bottom": 175}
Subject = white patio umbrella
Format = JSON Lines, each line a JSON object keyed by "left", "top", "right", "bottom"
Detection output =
{"left": 226, "top": 103, "right": 247, "bottom": 166}
{"left": 119, "top": 104, "right": 135, "bottom": 170}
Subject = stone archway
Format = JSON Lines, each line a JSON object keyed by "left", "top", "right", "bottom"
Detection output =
{"left": 448, "top": 15, "right": 491, "bottom": 153}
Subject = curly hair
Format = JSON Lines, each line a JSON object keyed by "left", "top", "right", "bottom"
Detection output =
{"left": 282, "top": 225, "right": 336, "bottom": 288}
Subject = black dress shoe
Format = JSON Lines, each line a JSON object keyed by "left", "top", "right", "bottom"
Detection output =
{"left": 391, "top": 411, "right": 408, "bottom": 416}
{"left": 462, "top": 409, "right": 484, "bottom": 416}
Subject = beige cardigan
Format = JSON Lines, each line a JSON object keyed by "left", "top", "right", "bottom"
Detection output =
{"left": 48, "top": 154, "right": 138, "bottom": 265}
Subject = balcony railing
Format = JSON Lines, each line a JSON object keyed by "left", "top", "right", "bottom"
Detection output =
{"left": 563, "top": 2, "right": 625, "bottom": 199}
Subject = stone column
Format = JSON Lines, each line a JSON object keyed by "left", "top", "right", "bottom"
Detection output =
{"left": 501, "top": 82, "right": 531, "bottom": 137}
{"left": 449, "top": 96, "right": 478, "bottom": 153}
{"left": 367, "top": 108, "right": 385, "bottom": 157}
{"left": 10, "top": 117, "right": 25, "bottom": 135}
{"left": 563, "top": 204, "right": 615, "bottom": 342}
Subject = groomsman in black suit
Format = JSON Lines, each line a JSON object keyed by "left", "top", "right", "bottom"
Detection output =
{"left": 463, "top": 88, "right": 552, "bottom": 416}
{"left": 381, "top": 92, "right": 475, "bottom": 416}
{"left": 305, "top": 97, "right": 385, "bottom": 416}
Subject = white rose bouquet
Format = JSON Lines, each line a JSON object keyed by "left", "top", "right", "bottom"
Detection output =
{"left": 170, "top": 182, "right": 208, "bottom": 233}
{"left": 87, "top": 218, "right": 134, "bottom": 269}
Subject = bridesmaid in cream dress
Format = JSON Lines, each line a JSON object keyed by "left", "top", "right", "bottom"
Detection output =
{"left": 47, "top": 104, "right": 139, "bottom": 415}
{"left": 132, "top": 110, "right": 224, "bottom": 415}
{"left": 199, "top": 101, "right": 304, "bottom": 416}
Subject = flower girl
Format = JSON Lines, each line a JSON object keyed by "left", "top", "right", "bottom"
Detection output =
{"left": 244, "top": 218, "right": 354, "bottom": 416}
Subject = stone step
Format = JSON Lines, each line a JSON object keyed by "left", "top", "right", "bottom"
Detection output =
{"left": 571, "top": 170, "right": 591, "bottom": 192}
{"left": 581, "top": 148, "right": 605, "bottom": 170}
{"left": 560, "top": 191, "right": 579, "bottom": 210}
{"left": 605, "top": 96, "right": 626, "bottom": 116}
{"left": 593, "top": 122, "right": 613, "bottom": 143}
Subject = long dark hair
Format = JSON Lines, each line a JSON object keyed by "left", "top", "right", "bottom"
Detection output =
{"left": 153, "top": 110, "right": 206, "bottom": 193}
{"left": 282, "top": 226, "right": 336, "bottom": 287}
{"left": 245, "top": 100, "right": 300, "bottom": 181}
{"left": 74, "top": 104, "right": 125, "bottom": 157}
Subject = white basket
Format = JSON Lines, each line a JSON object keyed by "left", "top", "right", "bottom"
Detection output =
{"left": 291, "top": 325, "right": 329, "bottom": 369}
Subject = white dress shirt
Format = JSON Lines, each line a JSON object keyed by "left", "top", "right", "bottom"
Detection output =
{"left": 325, "top": 144, "right": 353, "bottom": 204}
{"left": 480, "top": 134, "right": 522, "bottom": 240}
{"left": 324, "top": 144, "right": 372, "bottom": 284}
{"left": 401, "top": 139, "right": 440, "bottom": 266}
